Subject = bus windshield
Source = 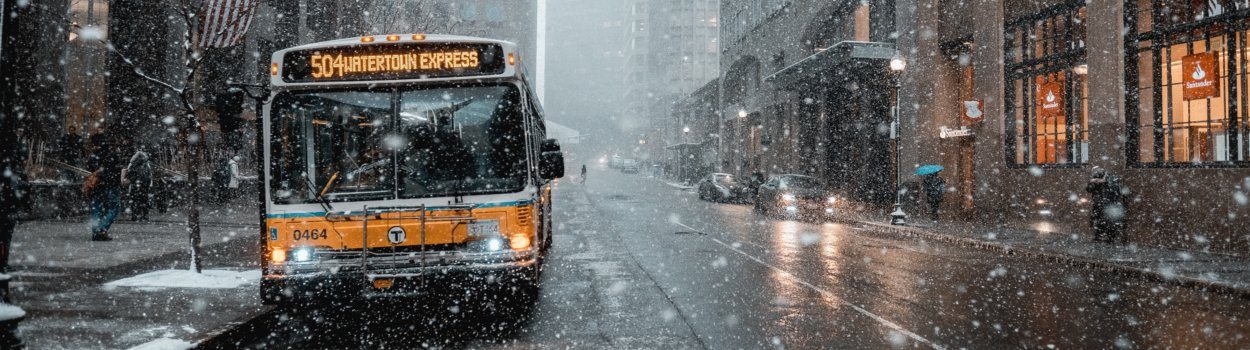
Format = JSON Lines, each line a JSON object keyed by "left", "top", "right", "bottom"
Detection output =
{"left": 269, "top": 84, "right": 527, "bottom": 204}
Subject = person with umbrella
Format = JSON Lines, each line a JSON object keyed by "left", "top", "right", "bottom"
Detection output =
{"left": 1086, "top": 166, "right": 1126, "bottom": 243}
{"left": 916, "top": 165, "right": 945, "bottom": 221}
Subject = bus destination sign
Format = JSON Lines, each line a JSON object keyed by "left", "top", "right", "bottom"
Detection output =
{"left": 282, "top": 42, "right": 506, "bottom": 83}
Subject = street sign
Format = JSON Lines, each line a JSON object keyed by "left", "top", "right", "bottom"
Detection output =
{"left": 940, "top": 126, "right": 975, "bottom": 139}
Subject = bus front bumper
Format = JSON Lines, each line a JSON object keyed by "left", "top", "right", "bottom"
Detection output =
{"left": 263, "top": 248, "right": 538, "bottom": 299}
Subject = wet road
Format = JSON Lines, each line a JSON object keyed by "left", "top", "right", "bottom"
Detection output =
{"left": 219, "top": 167, "right": 1250, "bottom": 349}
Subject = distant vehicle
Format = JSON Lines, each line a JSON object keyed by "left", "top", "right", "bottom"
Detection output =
{"left": 609, "top": 155, "right": 623, "bottom": 169}
{"left": 620, "top": 159, "right": 640, "bottom": 173}
{"left": 697, "top": 173, "right": 748, "bottom": 203}
{"left": 753, "top": 174, "right": 838, "bottom": 218}
{"left": 260, "top": 34, "right": 561, "bottom": 305}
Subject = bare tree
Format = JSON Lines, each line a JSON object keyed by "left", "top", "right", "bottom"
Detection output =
{"left": 368, "top": 0, "right": 458, "bottom": 34}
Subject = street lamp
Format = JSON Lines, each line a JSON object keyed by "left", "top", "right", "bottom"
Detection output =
{"left": 889, "top": 55, "right": 908, "bottom": 226}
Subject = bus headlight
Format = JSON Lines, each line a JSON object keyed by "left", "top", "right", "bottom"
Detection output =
{"left": 827, "top": 196, "right": 838, "bottom": 204}
{"left": 509, "top": 234, "right": 531, "bottom": 250}
{"left": 291, "top": 247, "right": 316, "bottom": 262}
{"left": 467, "top": 237, "right": 509, "bottom": 252}
{"left": 270, "top": 249, "right": 287, "bottom": 263}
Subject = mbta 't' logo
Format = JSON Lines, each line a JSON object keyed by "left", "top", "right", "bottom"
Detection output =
{"left": 387, "top": 226, "right": 406, "bottom": 245}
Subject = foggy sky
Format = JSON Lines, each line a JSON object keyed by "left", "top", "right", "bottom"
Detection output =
{"left": 543, "top": 0, "right": 631, "bottom": 149}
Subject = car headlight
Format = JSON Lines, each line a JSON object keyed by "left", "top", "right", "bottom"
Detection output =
{"left": 827, "top": 196, "right": 837, "bottom": 204}
{"left": 781, "top": 194, "right": 796, "bottom": 202}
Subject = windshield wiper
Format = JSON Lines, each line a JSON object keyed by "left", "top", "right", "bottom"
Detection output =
{"left": 305, "top": 174, "right": 334, "bottom": 212}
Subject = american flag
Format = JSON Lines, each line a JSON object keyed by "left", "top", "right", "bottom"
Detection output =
{"left": 194, "top": 0, "right": 259, "bottom": 49}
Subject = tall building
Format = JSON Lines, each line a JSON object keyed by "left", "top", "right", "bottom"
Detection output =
{"left": 543, "top": 0, "right": 629, "bottom": 142}
{"left": 621, "top": 0, "right": 719, "bottom": 160}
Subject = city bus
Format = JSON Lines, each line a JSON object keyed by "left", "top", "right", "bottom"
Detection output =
{"left": 259, "top": 34, "right": 563, "bottom": 304}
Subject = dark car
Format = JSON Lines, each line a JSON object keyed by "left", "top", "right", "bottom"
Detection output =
{"left": 753, "top": 174, "right": 838, "bottom": 218}
{"left": 697, "top": 173, "right": 748, "bottom": 202}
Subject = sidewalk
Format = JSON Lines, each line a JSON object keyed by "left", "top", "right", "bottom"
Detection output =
{"left": 8, "top": 200, "right": 265, "bottom": 349}
{"left": 838, "top": 210, "right": 1250, "bottom": 298}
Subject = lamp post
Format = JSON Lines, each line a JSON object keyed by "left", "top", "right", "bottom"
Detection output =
{"left": 889, "top": 56, "right": 908, "bottom": 226}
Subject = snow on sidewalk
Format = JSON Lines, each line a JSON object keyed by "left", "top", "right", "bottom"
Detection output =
{"left": 0, "top": 302, "right": 25, "bottom": 321}
{"left": 127, "top": 337, "right": 194, "bottom": 350}
{"left": 104, "top": 269, "right": 261, "bottom": 291}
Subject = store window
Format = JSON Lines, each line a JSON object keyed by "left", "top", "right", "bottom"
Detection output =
{"left": 1004, "top": 1, "right": 1089, "bottom": 166}
{"left": 1127, "top": 0, "right": 1250, "bottom": 166}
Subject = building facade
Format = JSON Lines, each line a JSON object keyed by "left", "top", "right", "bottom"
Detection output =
{"left": 710, "top": 0, "right": 1250, "bottom": 255}
{"left": 718, "top": 0, "right": 897, "bottom": 204}
{"left": 622, "top": 0, "right": 719, "bottom": 162}
{"left": 668, "top": 78, "right": 720, "bottom": 183}
{"left": 894, "top": 0, "right": 1250, "bottom": 255}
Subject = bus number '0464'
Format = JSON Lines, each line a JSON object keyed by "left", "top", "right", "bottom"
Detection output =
{"left": 293, "top": 229, "right": 328, "bottom": 241}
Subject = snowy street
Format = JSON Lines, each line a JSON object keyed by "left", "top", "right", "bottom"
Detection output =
{"left": 189, "top": 167, "right": 1250, "bottom": 349}
{"left": 6, "top": 0, "right": 1250, "bottom": 348}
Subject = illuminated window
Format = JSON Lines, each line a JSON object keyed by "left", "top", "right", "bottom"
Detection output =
{"left": 1126, "top": 0, "right": 1250, "bottom": 166}
{"left": 1005, "top": 1, "right": 1089, "bottom": 166}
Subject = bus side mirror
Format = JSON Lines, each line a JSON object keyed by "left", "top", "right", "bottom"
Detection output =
{"left": 540, "top": 138, "right": 561, "bottom": 153}
{"left": 539, "top": 139, "right": 564, "bottom": 179}
{"left": 540, "top": 151, "right": 565, "bottom": 180}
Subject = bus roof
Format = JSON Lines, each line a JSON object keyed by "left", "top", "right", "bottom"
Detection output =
{"left": 269, "top": 34, "right": 523, "bottom": 89}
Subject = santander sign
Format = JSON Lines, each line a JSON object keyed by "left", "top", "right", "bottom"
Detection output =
{"left": 1183, "top": 52, "right": 1220, "bottom": 101}
{"left": 1036, "top": 80, "right": 1064, "bottom": 119}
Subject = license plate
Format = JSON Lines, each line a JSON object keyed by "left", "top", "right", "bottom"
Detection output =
{"left": 469, "top": 220, "right": 500, "bottom": 236}
{"left": 373, "top": 278, "right": 394, "bottom": 289}
{"left": 805, "top": 204, "right": 821, "bottom": 210}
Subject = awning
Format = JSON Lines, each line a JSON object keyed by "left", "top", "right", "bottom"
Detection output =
{"left": 664, "top": 142, "right": 707, "bottom": 151}
{"left": 545, "top": 121, "right": 581, "bottom": 144}
{"left": 765, "top": 41, "right": 897, "bottom": 88}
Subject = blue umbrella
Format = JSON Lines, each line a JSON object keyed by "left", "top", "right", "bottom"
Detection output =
{"left": 914, "top": 164, "right": 944, "bottom": 176}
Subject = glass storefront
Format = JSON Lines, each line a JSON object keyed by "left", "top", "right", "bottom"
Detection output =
{"left": 1127, "top": 0, "right": 1250, "bottom": 166}
{"left": 1004, "top": 1, "right": 1090, "bottom": 166}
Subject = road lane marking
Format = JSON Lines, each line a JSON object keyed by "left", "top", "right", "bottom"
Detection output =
{"left": 693, "top": 227, "right": 946, "bottom": 350}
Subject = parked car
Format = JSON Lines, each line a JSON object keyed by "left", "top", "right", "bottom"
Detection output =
{"left": 620, "top": 159, "right": 640, "bottom": 173}
{"left": 697, "top": 173, "right": 748, "bottom": 203}
{"left": 753, "top": 174, "right": 838, "bottom": 218}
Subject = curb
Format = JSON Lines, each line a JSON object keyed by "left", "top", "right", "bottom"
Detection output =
{"left": 849, "top": 219, "right": 1250, "bottom": 300}
{"left": 191, "top": 305, "right": 277, "bottom": 349}
{"left": 657, "top": 179, "right": 695, "bottom": 190}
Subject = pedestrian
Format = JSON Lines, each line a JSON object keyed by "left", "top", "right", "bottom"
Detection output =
{"left": 0, "top": 128, "right": 29, "bottom": 307}
{"left": 85, "top": 136, "right": 123, "bottom": 241}
{"left": 1086, "top": 166, "right": 1127, "bottom": 243}
{"left": 748, "top": 171, "right": 765, "bottom": 200}
{"left": 580, "top": 164, "right": 587, "bottom": 184}
{"left": 922, "top": 173, "right": 946, "bottom": 220}
{"left": 228, "top": 155, "right": 241, "bottom": 200}
{"left": 211, "top": 155, "right": 231, "bottom": 203}
{"left": 123, "top": 147, "right": 153, "bottom": 222}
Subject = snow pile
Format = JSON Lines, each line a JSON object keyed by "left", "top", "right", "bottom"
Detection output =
{"left": 127, "top": 337, "right": 194, "bottom": 350}
{"left": 104, "top": 269, "right": 261, "bottom": 291}
{"left": 0, "top": 303, "right": 25, "bottom": 321}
